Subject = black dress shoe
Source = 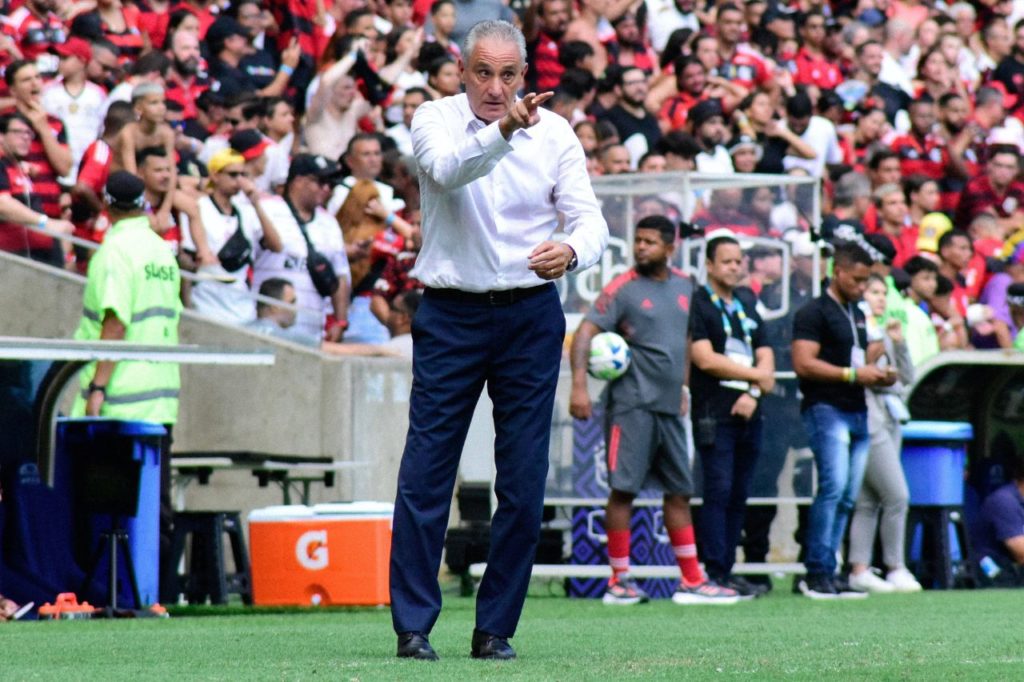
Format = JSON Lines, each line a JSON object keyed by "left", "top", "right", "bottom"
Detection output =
{"left": 397, "top": 632, "right": 439, "bottom": 661}
{"left": 471, "top": 629, "right": 516, "bottom": 660}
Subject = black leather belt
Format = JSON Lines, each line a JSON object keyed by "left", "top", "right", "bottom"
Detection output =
{"left": 424, "top": 283, "right": 553, "bottom": 306}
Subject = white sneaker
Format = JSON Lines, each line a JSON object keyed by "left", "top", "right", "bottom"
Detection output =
{"left": 847, "top": 569, "right": 896, "bottom": 594}
{"left": 886, "top": 567, "right": 923, "bottom": 593}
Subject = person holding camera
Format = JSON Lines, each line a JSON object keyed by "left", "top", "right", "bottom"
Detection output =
{"left": 252, "top": 154, "right": 350, "bottom": 341}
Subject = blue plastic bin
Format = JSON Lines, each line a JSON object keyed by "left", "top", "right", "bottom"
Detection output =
{"left": 57, "top": 418, "right": 165, "bottom": 607}
{"left": 901, "top": 421, "right": 973, "bottom": 506}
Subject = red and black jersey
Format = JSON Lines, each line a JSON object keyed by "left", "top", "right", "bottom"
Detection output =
{"left": 715, "top": 44, "right": 771, "bottom": 92}
{"left": 956, "top": 174, "right": 1024, "bottom": 227}
{"left": 165, "top": 71, "right": 210, "bottom": 120}
{"left": 170, "top": 1, "right": 217, "bottom": 38}
{"left": 792, "top": 47, "right": 842, "bottom": 90}
{"left": 1, "top": 107, "right": 67, "bottom": 218}
{"left": 136, "top": 2, "right": 169, "bottom": 51}
{"left": 527, "top": 31, "right": 563, "bottom": 92}
{"left": 658, "top": 91, "right": 704, "bottom": 131}
{"left": 889, "top": 131, "right": 947, "bottom": 180}
{"left": 373, "top": 250, "right": 422, "bottom": 302}
{"left": 3, "top": 6, "right": 67, "bottom": 75}
{"left": 604, "top": 40, "right": 658, "bottom": 76}
{"left": 71, "top": 138, "right": 113, "bottom": 245}
{"left": 0, "top": 155, "right": 50, "bottom": 254}
{"left": 101, "top": 6, "right": 146, "bottom": 64}
{"left": 274, "top": 0, "right": 329, "bottom": 65}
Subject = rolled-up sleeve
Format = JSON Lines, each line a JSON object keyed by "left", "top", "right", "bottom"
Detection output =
{"left": 412, "top": 100, "right": 514, "bottom": 191}
{"left": 553, "top": 122, "right": 608, "bottom": 270}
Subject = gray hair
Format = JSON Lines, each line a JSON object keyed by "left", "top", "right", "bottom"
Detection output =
{"left": 949, "top": 2, "right": 975, "bottom": 20}
{"left": 463, "top": 20, "right": 527, "bottom": 66}
{"left": 131, "top": 82, "right": 165, "bottom": 102}
{"left": 834, "top": 172, "right": 871, "bottom": 207}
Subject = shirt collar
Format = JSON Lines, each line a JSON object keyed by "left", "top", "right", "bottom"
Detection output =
{"left": 457, "top": 93, "right": 537, "bottom": 139}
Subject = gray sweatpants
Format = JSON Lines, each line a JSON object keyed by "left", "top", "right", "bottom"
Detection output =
{"left": 847, "top": 404, "right": 910, "bottom": 570}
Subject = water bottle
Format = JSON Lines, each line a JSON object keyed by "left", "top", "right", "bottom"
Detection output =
{"left": 979, "top": 555, "right": 1001, "bottom": 580}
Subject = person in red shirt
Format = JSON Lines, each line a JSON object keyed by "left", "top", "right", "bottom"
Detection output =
{"left": 715, "top": 3, "right": 772, "bottom": 92}
{"left": 873, "top": 183, "right": 919, "bottom": 268}
{"left": 2, "top": 61, "right": 72, "bottom": 222}
{"left": 603, "top": 9, "right": 659, "bottom": 77}
{"left": 96, "top": 0, "right": 148, "bottom": 64}
{"left": 70, "top": 101, "right": 135, "bottom": 263}
{"left": 658, "top": 56, "right": 707, "bottom": 133}
{"left": 526, "top": 0, "right": 570, "bottom": 92}
{"left": 889, "top": 97, "right": 948, "bottom": 182}
{"left": 792, "top": 10, "right": 841, "bottom": 91}
{"left": 3, "top": 0, "right": 67, "bottom": 78}
{"left": 163, "top": 28, "right": 209, "bottom": 120}
{"left": 956, "top": 145, "right": 1024, "bottom": 233}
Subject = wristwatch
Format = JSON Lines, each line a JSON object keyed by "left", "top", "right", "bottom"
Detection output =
{"left": 566, "top": 247, "right": 579, "bottom": 272}
{"left": 88, "top": 382, "right": 107, "bottom": 396}
{"left": 747, "top": 387, "right": 762, "bottom": 399}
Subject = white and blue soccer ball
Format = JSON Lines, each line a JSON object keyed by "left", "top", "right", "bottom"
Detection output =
{"left": 588, "top": 332, "right": 632, "bottom": 380}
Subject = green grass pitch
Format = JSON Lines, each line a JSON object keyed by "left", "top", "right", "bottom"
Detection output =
{"left": 3, "top": 580, "right": 1021, "bottom": 680}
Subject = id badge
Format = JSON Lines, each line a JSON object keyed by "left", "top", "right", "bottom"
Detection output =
{"left": 721, "top": 337, "right": 753, "bottom": 392}
{"left": 850, "top": 347, "right": 865, "bottom": 369}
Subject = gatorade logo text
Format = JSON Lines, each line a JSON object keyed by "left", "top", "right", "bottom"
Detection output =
{"left": 295, "top": 530, "right": 329, "bottom": 570}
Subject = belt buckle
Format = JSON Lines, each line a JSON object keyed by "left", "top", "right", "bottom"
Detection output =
{"left": 488, "top": 289, "right": 513, "bottom": 305}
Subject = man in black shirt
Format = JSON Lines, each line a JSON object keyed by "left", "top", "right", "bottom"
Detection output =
{"left": 689, "top": 233, "right": 775, "bottom": 598}
{"left": 598, "top": 66, "right": 661, "bottom": 166}
{"left": 792, "top": 241, "right": 896, "bottom": 599}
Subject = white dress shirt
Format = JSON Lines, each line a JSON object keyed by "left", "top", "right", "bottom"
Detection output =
{"left": 410, "top": 93, "right": 608, "bottom": 292}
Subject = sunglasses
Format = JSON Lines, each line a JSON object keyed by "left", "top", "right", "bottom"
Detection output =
{"left": 224, "top": 171, "right": 247, "bottom": 178}
{"left": 226, "top": 118, "right": 243, "bottom": 126}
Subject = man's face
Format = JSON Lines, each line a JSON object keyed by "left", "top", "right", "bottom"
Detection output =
{"left": 988, "top": 152, "right": 1019, "bottom": 187}
{"left": 10, "top": 65, "right": 42, "bottom": 103}
{"left": 402, "top": 91, "right": 426, "bottom": 128}
{"left": 236, "top": 2, "right": 263, "bottom": 33}
{"left": 634, "top": 227, "right": 672, "bottom": 273}
{"left": 988, "top": 22, "right": 1012, "bottom": 59}
{"left": 386, "top": 0, "right": 413, "bottom": 26}
{"left": 914, "top": 181, "right": 940, "bottom": 212}
{"left": 909, "top": 103, "right": 935, "bottom": 136}
{"left": 614, "top": 13, "right": 641, "bottom": 44}
{"left": 212, "top": 162, "right": 244, "bottom": 196}
{"left": 706, "top": 242, "right": 744, "bottom": 289}
{"left": 858, "top": 44, "right": 883, "bottom": 78}
{"left": 941, "top": 96, "right": 969, "bottom": 131}
{"left": 3, "top": 119, "right": 33, "bottom": 157}
{"left": 538, "top": 0, "right": 570, "bottom": 39}
{"left": 835, "top": 262, "right": 871, "bottom": 302}
{"left": 619, "top": 68, "right": 647, "bottom": 107}
{"left": 941, "top": 235, "right": 974, "bottom": 269}
{"left": 601, "top": 146, "right": 631, "bottom": 174}
{"left": 171, "top": 31, "right": 201, "bottom": 75}
{"left": 873, "top": 158, "right": 902, "bottom": 186}
{"left": 140, "top": 155, "right": 173, "bottom": 194}
{"left": 87, "top": 46, "right": 120, "bottom": 88}
{"left": 639, "top": 154, "right": 666, "bottom": 173}
{"left": 717, "top": 9, "right": 743, "bottom": 44}
{"left": 911, "top": 269, "right": 938, "bottom": 299}
{"left": 58, "top": 53, "right": 84, "bottom": 80}
{"left": 277, "top": 283, "right": 298, "bottom": 327}
{"left": 789, "top": 115, "right": 810, "bottom": 136}
{"left": 347, "top": 139, "right": 383, "bottom": 179}
{"left": 1015, "top": 25, "right": 1024, "bottom": 54}
{"left": 136, "top": 93, "right": 167, "bottom": 124}
{"left": 678, "top": 63, "right": 706, "bottom": 95}
{"left": 879, "top": 191, "right": 908, "bottom": 225}
{"left": 290, "top": 174, "right": 329, "bottom": 211}
{"left": 800, "top": 15, "right": 827, "bottom": 48}
{"left": 461, "top": 38, "right": 525, "bottom": 124}
{"left": 697, "top": 116, "right": 726, "bottom": 147}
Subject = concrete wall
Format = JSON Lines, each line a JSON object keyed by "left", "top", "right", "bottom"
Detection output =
{"left": 0, "top": 252, "right": 415, "bottom": 517}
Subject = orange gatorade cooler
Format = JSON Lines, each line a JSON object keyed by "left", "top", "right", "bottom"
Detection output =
{"left": 248, "top": 502, "right": 393, "bottom": 606}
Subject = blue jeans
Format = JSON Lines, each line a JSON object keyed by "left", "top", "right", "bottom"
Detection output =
{"left": 801, "top": 403, "right": 870, "bottom": 577}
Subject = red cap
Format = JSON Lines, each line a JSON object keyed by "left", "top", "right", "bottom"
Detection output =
{"left": 54, "top": 38, "right": 93, "bottom": 64}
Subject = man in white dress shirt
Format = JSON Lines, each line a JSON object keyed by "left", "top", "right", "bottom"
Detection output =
{"left": 390, "top": 19, "right": 607, "bottom": 662}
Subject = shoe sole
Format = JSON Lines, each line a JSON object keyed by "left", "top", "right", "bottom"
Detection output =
{"left": 798, "top": 582, "right": 839, "bottom": 600}
{"left": 835, "top": 591, "right": 870, "bottom": 600}
{"left": 602, "top": 594, "right": 647, "bottom": 605}
{"left": 671, "top": 594, "right": 740, "bottom": 605}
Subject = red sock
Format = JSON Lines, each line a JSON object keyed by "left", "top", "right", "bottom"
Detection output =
{"left": 669, "top": 526, "right": 704, "bottom": 586}
{"left": 607, "top": 528, "right": 631, "bottom": 580}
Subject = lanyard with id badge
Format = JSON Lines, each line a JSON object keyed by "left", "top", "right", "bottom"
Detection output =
{"left": 707, "top": 286, "right": 754, "bottom": 392}
{"left": 831, "top": 292, "right": 865, "bottom": 370}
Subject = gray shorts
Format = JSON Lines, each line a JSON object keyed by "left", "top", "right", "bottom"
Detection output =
{"left": 604, "top": 408, "right": 693, "bottom": 496}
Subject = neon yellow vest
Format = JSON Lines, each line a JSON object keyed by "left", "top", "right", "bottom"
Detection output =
{"left": 72, "top": 215, "right": 182, "bottom": 424}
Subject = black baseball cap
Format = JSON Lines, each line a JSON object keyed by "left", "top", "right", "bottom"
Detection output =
{"left": 287, "top": 153, "right": 341, "bottom": 183}
{"left": 104, "top": 171, "right": 146, "bottom": 210}
{"left": 689, "top": 99, "right": 724, "bottom": 128}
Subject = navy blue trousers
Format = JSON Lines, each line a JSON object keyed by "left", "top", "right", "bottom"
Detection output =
{"left": 697, "top": 414, "right": 763, "bottom": 580}
{"left": 389, "top": 285, "right": 565, "bottom": 638}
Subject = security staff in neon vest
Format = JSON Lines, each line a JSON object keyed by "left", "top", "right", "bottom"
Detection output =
{"left": 72, "top": 170, "right": 182, "bottom": 598}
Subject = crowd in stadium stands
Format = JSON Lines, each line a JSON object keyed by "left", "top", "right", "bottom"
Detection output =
{"left": 0, "top": 0, "right": 1024, "bottom": 612}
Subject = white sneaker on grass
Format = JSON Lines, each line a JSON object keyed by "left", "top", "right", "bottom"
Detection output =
{"left": 848, "top": 569, "right": 895, "bottom": 594}
{"left": 886, "top": 567, "right": 923, "bottom": 593}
